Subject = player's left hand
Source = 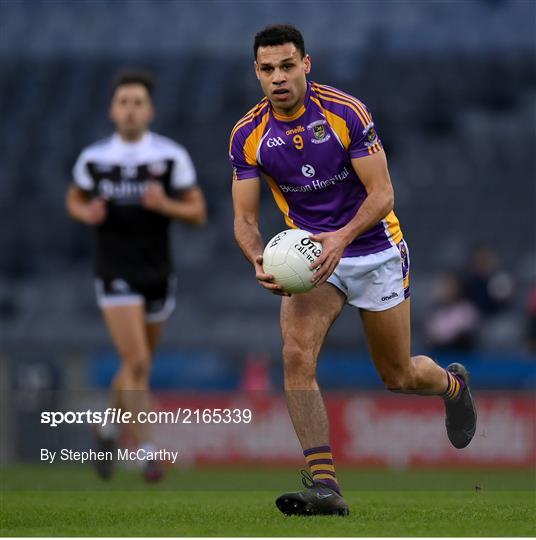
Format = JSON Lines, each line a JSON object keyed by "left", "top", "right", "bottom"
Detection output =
{"left": 142, "top": 181, "right": 169, "bottom": 213}
{"left": 308, "top": 231, "right": 348, "bottom": 286}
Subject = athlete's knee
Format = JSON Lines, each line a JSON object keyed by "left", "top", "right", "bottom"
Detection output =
{"left": 282, "top": 341, "right": 316, "bottom": 385}
{"left": 381, "top": 363, "right": 417, "bottom": 393}
{"left": 121, "top": 353, "right": 151, "bottom": 385}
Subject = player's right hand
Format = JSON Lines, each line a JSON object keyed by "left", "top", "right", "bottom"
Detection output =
{"left": 84, "top": 198, "right": 107, "bottom": 225}
{"left": 254, "top": 255, "right": 291, "bottom": 297}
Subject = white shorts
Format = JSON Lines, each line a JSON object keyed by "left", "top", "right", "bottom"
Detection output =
{"left": 327, "top": 239, "right": 410, "bottom": 311}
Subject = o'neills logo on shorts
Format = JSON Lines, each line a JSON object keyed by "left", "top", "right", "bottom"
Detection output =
{"left": 381, "top": 292, "right": 399, "bottom": 301}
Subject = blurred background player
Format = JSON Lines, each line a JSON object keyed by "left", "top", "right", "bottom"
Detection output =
{"left": 66, "top": 70, "right": 206, "bottom": 481}
{"left": 230, "top": 24, "right": 476, "bottom": 515}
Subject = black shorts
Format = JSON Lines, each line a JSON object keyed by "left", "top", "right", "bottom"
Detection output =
{"left": 94, "top": 275, "right": 176, "bottom": 323}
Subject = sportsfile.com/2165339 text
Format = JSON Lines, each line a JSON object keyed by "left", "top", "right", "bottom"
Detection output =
{"left": 40, "top": 408, "right": 253, "bottom": 427}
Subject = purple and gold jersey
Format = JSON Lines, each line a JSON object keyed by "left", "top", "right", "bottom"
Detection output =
{"left": 229, "top": 82, "right": 403, "bottom": 257}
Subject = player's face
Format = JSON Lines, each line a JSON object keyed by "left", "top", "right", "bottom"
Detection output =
{"left": 255, "top": 43, "right": 311, "bottom": 116}
{"left": 109, "top": 84, "right": 154, "bottom": 141}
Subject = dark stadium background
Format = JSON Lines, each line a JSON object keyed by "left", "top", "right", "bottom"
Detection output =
{"left": 0, "top": 0, "right": 535, "bottom": 482}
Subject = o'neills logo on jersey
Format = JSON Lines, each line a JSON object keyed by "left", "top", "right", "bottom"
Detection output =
{"left": 279, "top": 167, "right": 350, "bottom": 193}
{"left": 285, "top": 125, "right": 305, "bottom": 136}
{"left": 98, "top": 179, "right": 147, "bottom": 202}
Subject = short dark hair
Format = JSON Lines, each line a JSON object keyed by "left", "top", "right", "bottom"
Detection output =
{"left": 253, "top": 24, "right": 305, "bottom": 60}
{"left": 112, "top": 70, "right": 156, "bottom": 97}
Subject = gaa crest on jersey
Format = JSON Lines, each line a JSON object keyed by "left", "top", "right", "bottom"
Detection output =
{"left": 307, "top": 120, "right": 331, "bottom": 145}
{"left": 363, "top": 123, "right": 379, "bottom": 147}
{"left": 266, "top": 137, "right": 286, "bottom": 148}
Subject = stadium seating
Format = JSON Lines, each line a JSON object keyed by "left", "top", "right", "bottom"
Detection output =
{"left": 0, "top": 0, "right": 534, "bottom": 362}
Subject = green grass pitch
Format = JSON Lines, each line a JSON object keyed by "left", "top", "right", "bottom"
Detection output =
{"left": 1, "top": 466, "right": 534, "bottom": 536}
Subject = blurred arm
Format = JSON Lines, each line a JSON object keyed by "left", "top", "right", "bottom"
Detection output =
{"left": 151, "top": 185, "right": 207, "bottom": 225}
{"left": 65, "top": 185, "right": 107, "bottom": 225}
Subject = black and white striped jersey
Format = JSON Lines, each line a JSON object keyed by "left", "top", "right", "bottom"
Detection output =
{"left": 73, "top": 131, "right": 197, "bottom": 284}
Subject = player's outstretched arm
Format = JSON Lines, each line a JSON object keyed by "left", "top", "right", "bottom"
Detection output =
{"left": 142, "top": 182, "right": 206, "bottom": 225}
{"left": 232, "top": 178, "right": 288, "bottom": 296}
{"left": 310, "top": 150, "right": 394, "bottom": 286}
{"left": 66, "top": 185, "right": 107, "bottom": 226}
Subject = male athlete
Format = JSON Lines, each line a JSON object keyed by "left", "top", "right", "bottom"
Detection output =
{"left": 230, "top": 25, "right": 476, "bottom": 516}
{"left": 67, "top": 70, "right": 206, "bottom": 481}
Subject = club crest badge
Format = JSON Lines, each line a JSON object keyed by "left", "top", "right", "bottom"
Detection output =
{"left": 307, "top": 120, "right": 331, "bottom": 144}
{"left": 363, "top": 123, "right": 379, "bottom": 147}
{"left": 313, "top": 124, "right": 325, "bottom": 140}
